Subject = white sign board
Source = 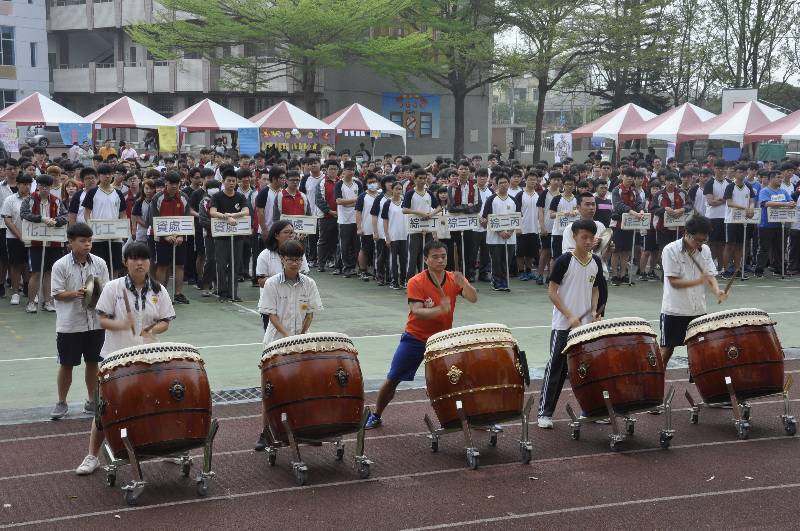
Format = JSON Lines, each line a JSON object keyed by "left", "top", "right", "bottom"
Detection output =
{"left": 405, "top": 215, "right": 439, "bottom": 234}
{"left": 445, "top": 214, "right": 480, "bottom": 232}
{"left": 282, "top": 215, "right": 317, "bottom": 235}
{"left": 620, "top": 213, "right": 652, "bottom": 230}
{"left": 767, "top": 207, "right": 800, "bottom": 224}
{"left": 210, "top": 217, "right": 252, "bottom": 237}
{"left": 663, "top": 212, "right": 691, "bottom": 228}
{"left": 21, "top": 220, "right": 67, "bottom": 243}
{"left": 557, "top": 213, "right": 581, "bottom": 229}
{"left": 88, "top": 219, "right": 130, "bottom": 240}
{"left": 725, "top": 208, "right": 759, "bottom": 225}
{"left": 487, "top": 212, "right": 522, "bottom": 232}
{"left": 153, "top": 216, "right": 195, "bottom": 237}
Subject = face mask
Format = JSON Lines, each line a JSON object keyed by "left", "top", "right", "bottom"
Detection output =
{"left": 367, "top": 183, "right": 378, "bottom": 191}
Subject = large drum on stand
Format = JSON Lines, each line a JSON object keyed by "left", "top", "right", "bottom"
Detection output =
{"left": 98, "top": 342, "right": 212, "bottom": 459}
{"left": 424, "top": 324, "right": 526, "bottom": 429}
{"left": 260, "top": 333, "right": 364, "bottom": 442}
{"left": 564, "top": 318, "right": 665, "bottom": 417}
{"left": 685, "top": 308, "right": 784, "bottom": 404}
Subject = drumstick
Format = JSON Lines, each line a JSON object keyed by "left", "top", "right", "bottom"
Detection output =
{"left": 718, "top": 267, "right": 739, "bottom": 304}
{"left": 453, "top": 238, "right": 460, "bottom": 273}
{"left": 577, "top": 304, "right": 605, "bottom": 323}
{"left": 122, "top": 291, "right": 137, "bottom": 336}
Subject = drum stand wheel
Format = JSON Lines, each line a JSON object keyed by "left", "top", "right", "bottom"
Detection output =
{"left": 685, "top": 375, "right": 796, "bottom": 439}
{"left": 565, "top": 386, "right": 676, "bottom": 452}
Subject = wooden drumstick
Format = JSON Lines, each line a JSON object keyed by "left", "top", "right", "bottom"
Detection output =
{"left": 122, "top": 291, "right": 137, "bottom": 336}
{"left": 453, "top": 238, "right": 460, "bottom": 273}
{"left": 718, "top": 267, "right": 739, "bottom": 304}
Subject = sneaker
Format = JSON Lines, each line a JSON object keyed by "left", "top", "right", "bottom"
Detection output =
{"left": 75, "top": 455, "right": 100, "bottom": 475}
{"left": 647, "top": 271, "right": 659, "bottom": 281}
{"left": 611, "top": 276, "right": 621, "bottom": 286}
{"left": 0, "top": 284, "right": 4, "bottom": 297}
{"left": 536, "top": 276, "right": 544, "bottom": 286}
{"left": 25, "top": 302, "right": 37, "bottom": 313}
{"left": 174, "top": 293, "right": 190, "bottom": 305}
{"left": 343, "top": 270, "right": 355, "bottom": 278}
{"left": 478, "top": 274, "right": 492, "bottom": 283}
{"left": 331, "top": 269, "right": 343, "bottom": 276}
{"left": 254, "top": 430, "right": 269, "bottom": 451}
{"left": 593, "top": 418, "right": 611, "bottom": 424}
{"left": 720, "top": 271, "right": 733, "bottom": 280}
{"left": 621, "top": 275, "right": 633, "bottom": 285}
{"left": 492, "top": 282, "right": 503, "bottom": 291}
{"left": 10, "top": 293, "right": 20, "bottom": 305}
{"left": 231, "top": 296, "right": 243, "bottom": 302}
{"left": 364, "top": 413, "right": 382, "bottom": 430}
{"left": 537, "top": 416, "right": 553, "bottom": 429}
{"left": 360, "top": 272, "right": 370, "bottom": 282}
{"left": 638, "top": 273, "right": 649, "bottom": 282}
{"left": 51, "top": 401, "right": 68, "bottom": 419}
{"left": 317, "top": 266, "right": 327, "bottom": 273}
{"left": 519, "top": 272, "right": 530, "bottom": 281}
{"left": 754, "top": 271, "right": 764, "bottom": 278}
{"left": 739, "top": 274, "right": 749, "bottom": 281}
{"left": 501, "top": 280, "right": 511, "bottom": 292}
{"left": 43, "top": 301, "right": 56, "bottom": 312}
{"left": 389, "top": 282, "right": 401, "bottom": 290}
{"left": 84, "top": 400, "right": 96, "bottom": 414}
{"left": 218, "top": 297, "right": 230, "bottom": 303}
{"left": 201, "top": 290, "right": 213, "bottom": 297}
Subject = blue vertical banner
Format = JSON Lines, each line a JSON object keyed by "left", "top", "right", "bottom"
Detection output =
{"left": 58, "top": 123, "right": 92, "bottom": 145}
{"left": 237, "top": 127, "right": 260, "bottom": 156}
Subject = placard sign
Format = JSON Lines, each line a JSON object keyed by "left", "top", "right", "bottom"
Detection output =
{"left": 406, "top": 215, "right": 439, "bottom": 233}
{"left": 620, "top": 213, "right": 652, "bottom": 230}
{"left": 767, "top": 207, "right": 800, "bottom": 223}
{"left": 21, "top": 220, "right": 67, "bottom": 243}
{"left": 210, "top": 217, "right": 252, "bottom": 237}
{"left": 153, "top": 216, "right": 196, "bottom": 237}
{"left": 88, "top": 219, "right": 131, "bottom": 240}
{"left": 282, "top": 215, "right": 317, "bottom": 235}
{"left": 487, "top": 212, "right": 522, "bottom": 232}
{"left": 663, "top": 212, "right": 691, "bottom": 228}
{"left": 557, "top": 213, "right": 581, "bottom": 229}
{"left": 446, "top": 214, "right": 480, "bottom": 232}
{"left": 725, "top": 208, "right": 759, "bottom": 224}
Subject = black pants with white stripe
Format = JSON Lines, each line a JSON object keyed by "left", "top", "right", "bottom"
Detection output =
{"left": 538, "top": 329, "right": 570, "bottom": 418}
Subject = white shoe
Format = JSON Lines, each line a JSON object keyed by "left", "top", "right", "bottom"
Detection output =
{"left": 25, "top": 302, "right": 37, "bottom": 313}
{"left": 537, "top": 416, "right": 554, "bottom": 429}
{"left": 75, "top": 455, "right": 100, "bottom": 475}
{"left": 10, "top": 293, "right": 20, "bottom": 305}
{"left": 43, "top": 301, "right": 56, "bottom": 312}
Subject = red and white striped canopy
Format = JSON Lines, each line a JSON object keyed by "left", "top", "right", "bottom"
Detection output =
{"left": 170, "top": 98, "right": 254, "bottom": 131}
{"left": 84, "top": 97, "right": 175, "bottom": 129}
{"left": 250, "top": 101, "right": 332, "bottom": 131}
{"left": 745, "top": 109, "right": 800, "bottom": 143}
{"left": 0, "top": 92, "right": 88, "bottom": 126}
{"left": 571, "top": 103, "right": 656, "bottom": 143}
{"left": 324, "top": 103, "right": 406, "bottom": 137}
{"left": 619, "top": 103, "right": 716, "bottom": 144}
{"left": 679, "top": 101, "right": 785, "bottom": 144}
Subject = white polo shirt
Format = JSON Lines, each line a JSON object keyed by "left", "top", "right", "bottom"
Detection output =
{"left": 549, "top": 194, "right": 578, "bottom": 237}
{"left": 335, "top": 179, "right": 361, "bottom": 225}
{"left": 661, "top": 238, "right": 717, "bottom": 316}
{"left": 50, "top": 252, "right": 110, "bottom": 333}
{"left": 562, "top": 220, "right": 606, "bottom": 254}
{"left": 356, "top": 191, "right": 380, "bottom": 235}
{"left": 703, "top": 178, "right": 730, "bottom": 219}
{"left": 517, "top": 190, "right": 540, "bottom": 235}
{"left": 258, "top": 272, "right": 323, "bottom": 345}
{"left": 549, "top": 252, "right": 602, "bottom": 330}
{"left": 256, "top": 248, "right": 309, "bottom": 279}
{"left": 474, "top": 187, "right": 493, "bottom": 234}
{"left": 381, "top": 199, "right": 407, "bottom": 242}
{"left": 1, "top": 194, "right": 26, "bottom": 239}
{"left": 724, "top": 182, "right": 754, "bottom": 218}
{"left": 482, "top": 193, "right": 519, "bottom": 245}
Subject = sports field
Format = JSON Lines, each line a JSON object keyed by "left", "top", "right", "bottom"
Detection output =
{"left": 1, "top": 271, "right": 800, "bottom": 416}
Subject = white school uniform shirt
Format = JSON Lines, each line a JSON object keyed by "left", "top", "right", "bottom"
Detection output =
{"left": 1, "top": 194, "right": 26, "bottom": 239}
{"left": 94, "top": 276, "right": 176, "bottom": 356}
{"left": 304, "top": 174, "right": 324, "bottom": 217}
{"left": 549, "top": 194, "right": 578, "bottom": 237}
{"left": 562, "top": 220, "right": 606, "bottom": 255}
{"left": 537, "top": 190, "right": 558, "bottom": 233}
{"left": 549, "top": 252, "right": 603, "bottom": 330}
{"left": 258, "top": 272, "right": 323, "bottom": 345}
{"left": 0, "top": 180, "right": 14, "bottom": 230}
{"left": 703, "top": 178, "right": 729, "bottom": 219}
{"left": 474, "top": 187, "right": 493, "bottom": 233}
{"left": 256, "top": 248, "right": 309, "bottom": 279}
{"left": 517, "top": 190, "right": 540, "bottom": 235}
{"left": 373, "top": 195, "right": 390, "bottom": 240}
{"left": 484, "top": 194, "right": 519, "bottom": 245}
{"left": 50, "top": 252, "right": 110, "bottom": 333}
{"left": 661, "top": 239, "right": 717, "bottom": 316}
{"left": 358, "top": 192, "right": 380, "bottom": 236}
{"left": 723, "top": 182, "right": 754, "bottom": 219}
{"left": 382, "top": 199, "right": 407, "bottom": 242}
{"left": 336, "top": 180, "right": 361, "bottom": 224}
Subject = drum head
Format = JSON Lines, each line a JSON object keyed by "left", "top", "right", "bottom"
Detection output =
{"left": 684, "top": 308, "right": 774, "bottom": 343}
{"left": 425, "top": 323, "right": 517, "bottom": 360}
{"left": 261, "top": 332, "right": 357, "bottom": 362}
{"left": 564, "top": 317, "right": 656, "bottom": 352}
{"left": 99, "top": 342, "right": 203, "bottom": 374}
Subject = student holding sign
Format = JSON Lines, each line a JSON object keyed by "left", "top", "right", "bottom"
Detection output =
{"left": 20, "top": 174, "right": 68, "bottom": 313}
{"left": 82, "top": 164, "right": 127, "bottom": 278}
{"left": 722, "top": 167, "right": 755, "bottom": 280}
{"left": 610, "top": 168, "right": 645, "bottom": 285}
{"left": 382, "top": 181, "right": 408, "bottom": 290}
{"left": 481, "top": 172, "right": 520, "bottom": 292}
{"left": 402, "top": 169, "right": 440, "bottom": 281}
{"left": 703, "top": 162, "right": 730, "bottom": 269}
{"left": 209, "top": 168, "right": 250, "bottom": 302}
{"left": 1, "top": 173, "right": 32, "bottom": 307}
{"left": 548, "top": 174, "right": 579, "bottom": 258}
{"left": 447, "top": 161, "right": 482, "bottom": 281}
{"left": 651, "top": 173, "right": 692, "bottom": 252}
{"left": 355, "top": 173, "right": 381, "bottom": 281}
{"left": 755, "top": 172, "right": 794, "bottom": 278}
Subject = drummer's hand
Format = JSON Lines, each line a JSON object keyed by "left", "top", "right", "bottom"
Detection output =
{"left": 439, "top": 296, "right": 451, "bottom": 313}
{"left": 716, "top": 290, "right": 728, "bottom": 303}
{"left": 125, "top": 312, "right": 137, "bottom": 331}
{"left": 453, "top": 271, "right": 469, "bottom": 288}
{"left": 568, "top": 315, "right": 582, "bottom": 329}
{"left": 140, "top": 327, "right": 155, "bottom": 340}
{"left": 592, "top": 312, "right": 602, "bottom": 322}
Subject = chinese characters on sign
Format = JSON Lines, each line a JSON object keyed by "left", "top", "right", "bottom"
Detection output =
{"left": 445, "top": 215, "right": 480, "bottom": 232}
{"left": 21, "top": 220, "right": 67, "bottom": 243}
{"left": 767, "top": 207, "right": 800, "bottom": 224}
{"left": 663, "top": 212, "right": 691, "bottom": 228}
{"left": 88, "top": 219, "right": 131, "bottom": 240}
{"left": 153, "top": 216, "right": 196, "bottom": 237}
{"left": 725, "top": 209, "right": 759, "bottom": 225}
{"left": 620, "top": 213, "right": 652, "bottom": 230}
{"left": 487, "top": 213, "right": 522, "bottom": 232}
{"left": 405, "top": 215, "right": 439, "bottom": 233}
{"left": 557, "top": 213, "right": 581, "bottom": 229}
{"left": 210, "top": 217, "right": 252, "bottom": 237}
{"left": 281, "top": 215, "right": 318, "bottom": 235}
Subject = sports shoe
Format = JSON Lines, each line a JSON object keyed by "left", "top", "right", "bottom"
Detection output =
{"left": 25, "top": 302, "right": 37, "bottom": 313}
{"left": 492, "top": 282, "right": 503, "bottom": 291}
{"left": 43, "top": 301, "right": 56, "bottom": 312}
{"left": 720, "top": 271, "right": 733, "bottom": 280}
{"left": 611, "top": 276, "right": 621, "bottom": 286}
{"left": 536, "top": 276, "right": 544, "bottom": 285}
{"left": 174, "top": 293, "right": 190, "bottom": 305}
{"left": 331, "top": 269, "right": 343, "bottom": 276}
{"left": 0, "top": 284, "right": 4, "bottom": 297}
{"left": 51, "top": 401, "right": 68, "bottom": 420}
{"left": 10, "top": 293, "right": 20, "bottom": 305}
{"left": 231, "top": 296, "right": 243, "bottom": 302}
{"left": 638, "top": 273, "right": 649, "bottom": 282}
{"left": 75, "top": 455, "right": 100, "bottom": 475}
{"left": 389, "top": 282, "right": 401, "bottom": 290}
{"left": 254, "top": 430, "right": 269, "bottom": 451}
{"left": 84, "top": 400, "right": 96, "bottom": 414}
{"left": 537, "top": 416, "right": 553, "bottom": 429}
{"left": 647, "top": 271, "right": 659, "bottom": 281}
{"left": 364, "top": 413, "right": 382, "bottom": 430}
{"left": 519, "top": 272, "right": 530, "bottom": 281}
{"left": 201, "top": 290, "right": 213, "bottom": 297}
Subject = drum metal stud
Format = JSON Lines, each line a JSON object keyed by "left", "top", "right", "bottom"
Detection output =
{"left": 726, "top": 344, "right": 740, "bottom": 360}
{"left": 263, "top": 381, "right": 274, "bottom": 399}
{"left": 447, "top": 365, "right": 463, "bottom": 384}
{"left": 168, "top": 381, "right": 186, "bottom": 402}
{"left": 335, "top": 367, "right": 350, "bottom": 387}
{"left": 646, "top": 351, "right": 658, "bottom": 368}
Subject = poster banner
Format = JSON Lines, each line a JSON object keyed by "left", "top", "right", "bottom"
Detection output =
{"left": 158, "top": 126, "right": 178, "bottom": 153}
{"left": 237, "top": 127, "right": 260, "bottom": 156}
{"left": 260, "top": 129, "right": 334, "bottom": 152}
{"left": 666, "top": 142, "right": 676, "bottom": 160}
{"left": 57, "top": 123, "right": 92, "bottom": 146}
{"left": 0, "top": 121, "right": 19, "bottom": 152}
{"left": 553, "top": 133, "right": 573, "bottom": 163}
{"left": 381, "top": 93, "right": 440, "bottom": 139}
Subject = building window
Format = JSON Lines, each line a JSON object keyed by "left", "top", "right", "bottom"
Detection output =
{"left": 0, "top": 89, "right": 15, "bottom": 109}
{"left": 0, "top": 26, "right": 13, "bottom": 66}
{"left": 419, "top": 112, "right": 432, "bottom": 137}
{"left": 150, "top": 96, "right": 175, "bottom": 117}
{"left": 30, "top": 42, "right": 36, "bottom": 67}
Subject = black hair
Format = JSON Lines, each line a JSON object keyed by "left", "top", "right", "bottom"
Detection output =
{"left": 35, "top": 175, "right": 54, "bottom": 187}
{"left": 79, "top": 167, "right": 97, "bottom": 181}
{"left": 286, "top": 170, "right": 301, "bottom": 181}
{"left": 423, "top": 239, "right": 447, "bottom": 257}
{"left": 577, "top": 192, "right": 595, "bottom": 205}
{"left": 278, "top": 239, "right": 305, "bottom": 258}
{"left": 200, "top": 167, "right": 215, "bottom": 179}
{"left": 164, "top": 171, "right": 181, "bottom": 184}
{"left": 67, "top": 222, "right": 93, "bottom": 240}
{"left": 269, "top": 166, "right": 285, "bottom": 181}
{"left": 685, "top": 214, "right": 712, "bottom": 235}
{"left": 221, "top": 167, "right": 237, "bottom": 180}
{"left": 571, "top": 219, "right": 597, "bottom": 236}
{"left": 342, "top": 160, "right": 357, "bottom": 170}
{"left": 97, "top": 163, "right": 113, "bottom": 175}
{"left": 562, "top": 174, "right": 576, "bottom": 184}
{"left": 17, "top": 174, "right": 33, "bottom": 184}
{"left": 266, "top": 220, "right": 294, "bottom": 252}
{"left": 123, "top": 241, "right": 152, "bottom": 261}
{"left": 414, "top": 168, "right": 427, "bottom": 178}
{"left": 237, "top": 168, "right": 252, "bottom": 179}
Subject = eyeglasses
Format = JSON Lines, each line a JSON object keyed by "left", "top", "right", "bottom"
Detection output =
{"left": 281, "top": 256, "right": 303, "bottom": 263}
{"left": 688, "top": 234, "right": 708, "bottom": 244}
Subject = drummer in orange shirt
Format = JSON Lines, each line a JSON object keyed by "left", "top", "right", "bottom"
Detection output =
{"left": 365, "top": 240, "right": 478, "bottom": 429}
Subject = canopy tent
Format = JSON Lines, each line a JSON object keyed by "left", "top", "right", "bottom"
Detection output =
{"left": 323, "top": 103, "right": 407, "bottom": 153}
{"left": 571, "top": 103, "right": 656, "bottom": 143}
{"left": 250, "top": 101, "right": 332, "bottom": 131}
{"left": 84, "top": 96, "right": 175, "bottom": 129}
{"left": 745, "top": 109, "right": 800, "bottom": 143}
{"left": 619, "top": 103, "right": 716, "bottom": 144}
{"left": 0, "top": 92, "right": 89, "bottom": 126}
{"left": 679, "top": 101, "right": 785, "bottom": 144}
{"left": 170, "top": 98, "right": 254, "bottom": 132}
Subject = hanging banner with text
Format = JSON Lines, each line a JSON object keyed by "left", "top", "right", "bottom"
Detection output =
{"left": 0, "top": 121, "right": 19, "bottom": 153}
{"left": 237, "top": 127, "right": 260, "bottom": 157}
{"left": 158, "top": 126, "right": 178, "bottom": 153}
{"left": 58, "top": 123, "right": 92, "bottom": 146}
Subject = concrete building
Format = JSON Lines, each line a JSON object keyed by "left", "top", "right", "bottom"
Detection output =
{"left": 0, "top": 0, "right": 50, "bottom": 108}
{"left": 45, "top": 0, "right": 490, "bottom": 156}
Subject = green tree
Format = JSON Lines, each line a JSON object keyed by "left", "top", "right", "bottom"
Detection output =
{"left": 128, "top": 0, "right": 426, "bottom": 114}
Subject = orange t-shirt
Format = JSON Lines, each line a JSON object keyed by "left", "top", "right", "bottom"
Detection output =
{"left": 405, "top": 270, "right": 462, "bottom": 342}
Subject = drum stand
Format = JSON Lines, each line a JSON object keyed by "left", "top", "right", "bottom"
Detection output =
{"left": 264, "top": 408, "right": 373, "bottom": 486}
{"left": 565, "top": 386, "right": 676, "bottom": 452}
{"left": 423, "top": 395, "right": 536, "bottom": 470}
{"left": 102, "top": 418, "right": 220, "bottom": 506}
{"left": 685, "top": 375, "right": 796, "bottom": 440}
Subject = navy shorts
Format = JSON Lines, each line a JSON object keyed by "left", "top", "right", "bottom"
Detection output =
{"left": 660, "top": 313, "right": 703, "bottom": 348}
{"left": 29, "top": 246, "right": 63, "bottom": 272}
{"left": 56, "top": 329, "right": 105, "bottom": 366}
{"left": 155, "top": 239, "right": 187, "bottom": 266}
{"left": 387, "top": 332, "right": 427, "bottom": 382}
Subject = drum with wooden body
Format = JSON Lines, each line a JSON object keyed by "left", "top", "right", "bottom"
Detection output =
{"left": 685, "top": 308, "right": 783, "bottom": 404}
{"left": 424, "top": 324, "right": 527, "bottom": 429}
{"left": 260, "top": 333, "right": 364, "bottom": 442}
{"left": 98, "top": 343, "right": 211, "bottom": 459}
{"left": 565, "top": 318, "right": 665, "bottom": 417}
